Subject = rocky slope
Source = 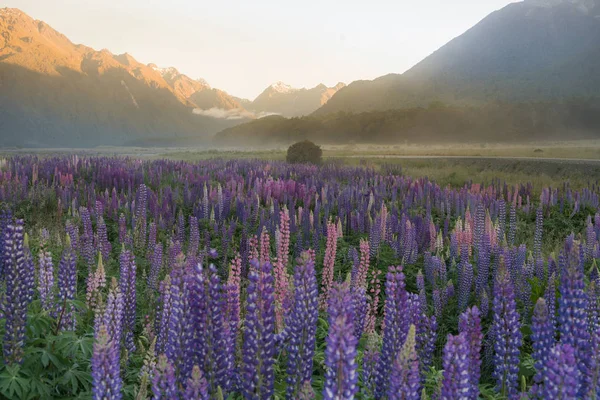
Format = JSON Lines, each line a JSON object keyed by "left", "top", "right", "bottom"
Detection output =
{"left": 0, "top": 8, "right": 245, "bottom": 147}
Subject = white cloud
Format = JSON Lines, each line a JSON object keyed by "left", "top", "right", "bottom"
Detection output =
{"left": 193, "top": 107, "right": 280, "bottom": 120}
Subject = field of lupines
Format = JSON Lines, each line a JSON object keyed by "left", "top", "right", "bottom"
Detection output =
{"left": 0, "top": 156, "right": 599, "bottom": 399}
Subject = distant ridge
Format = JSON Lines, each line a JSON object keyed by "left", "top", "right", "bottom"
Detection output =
{"left": 248, "top": 81, "right": 346, "bottom": 117}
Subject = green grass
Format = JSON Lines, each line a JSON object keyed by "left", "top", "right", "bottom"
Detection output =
{"left": 4, "top": 141, "right": 600, "bottom": 191}
{"left": 347, "top": 157, "right": 600, "bottom": 191}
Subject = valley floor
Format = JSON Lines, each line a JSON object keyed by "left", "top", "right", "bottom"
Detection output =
{"left": 3, "top": 140, "right": 600, "bottom": 190}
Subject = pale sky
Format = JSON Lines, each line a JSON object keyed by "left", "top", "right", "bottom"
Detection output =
{"left": 6, "top": 0, "right": 518, "bottom": 100}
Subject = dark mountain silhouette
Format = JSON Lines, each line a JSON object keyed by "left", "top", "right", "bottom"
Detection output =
{"left": 317, "top": 0, "right": 600, "bottom": 114}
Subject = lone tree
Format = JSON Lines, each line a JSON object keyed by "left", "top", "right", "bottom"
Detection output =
{"left": 286, "top": 140, "right": 322, "bottom": 165}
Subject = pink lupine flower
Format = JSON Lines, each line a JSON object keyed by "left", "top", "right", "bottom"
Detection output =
{"left": 274, "top": 208, "right": 291, "bottom": 331}
{"left": 319, "top": 221, "right": 338, "bottom": 310}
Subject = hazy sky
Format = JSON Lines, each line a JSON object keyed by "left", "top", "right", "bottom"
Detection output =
{"left": 7, "top": 0, "right": 518, "bottom": 99}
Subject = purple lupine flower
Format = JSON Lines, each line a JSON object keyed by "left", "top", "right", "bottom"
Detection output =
{"left": 95, "top": 200, "right": 104, "bottom": 220}
{"left": 188, "top": 216, "right": 199, "bottom": 258}
{"left": 539, "top": 343, "right": 580, "bottom": 399}
{"left": 152, "top": 354, "right": 178, "bottom": 399}
{"left": 558, "top": 248, "right": 589, "bottom": 353}
{"left": 176, "top": 211, "right": 185, "bottom": 245}
{"left": 585, "top": 324, "right": 600, "bottom": 398}
{"left": 22, "top": 233, "right": 35, "bottom": 304}
{"left": 497, "top": 199, "right": 506, "bottom": 247}
{"left": 19, "top": 233, "right": 35, "bottom": 316}
{"left": 323, "top": 282, "right": 358, "bottom": 400}
{"left": 475, "top": 234, "right": 490, "bottom": 296}
{"left": 2, "top": 220, "right": 29, "bottom": 365}
{"left": 164, "top": 281, "right": 185, "bottom": 366}
{"left": 558, "top": 246, "right": 589, "bottom": 394}
{"left": 533, "top": 207, "right": 543, "bottom": 261}
{"left": 91, "top": 324, "right": 123, "bottom": 400}
{"left": 433, "top": 288, "right": 442, "bottom": 320}
{"left": 441, "top": 333, "right": 471, "bottom": 400}
{"left": 80, "top": 206, "right": 94, "bottom": 244}
{"left": 37, "top": 242, "right": 54, "bottom": 312}
{"left": 80, "top": 207, "right": 96, "bottom": 268}
{"left": 474, "top": 203, "right": 485, "bottom": 250}
{"left": 458, "top": 260, "right": 473, "bottom": 312}
{"left": 492, "top": 264, "right": 522, "bottom": 398}
{"left": 147, "top": 243, "right": 163, "bottom": 291}
{"left": 96, "top": 216, "right": 112, "bottom": 260}
{"left": 387, "top": 325, "right": 421, "bottom": 400}
{"left": 202, "top": 183, "right": 209, "bottom": 220}
{"left": 450, "top": 233, "right": 459, "bottom": 262}
{"left": 167, "top": 240, "right": 182, "bottom": 275}
{"left": 242, "top": 260, "right": 276, "bottom": 400}
{"left": 104, "top": 278, "right": 124, "bottom": 349}
{"left": 458, "top": 306, "right": 482, "bottom": 399}
{"left": 185, "top": 264, "right": 233, "bottom": 395}
{"left": 208, "top": 248, "right": 218, "bottom": 259}
{"left": 155, "top": 275, "right": 174, "bottom": 355}
{"left": 57, "top": 234, "right": 77, "bottom": 331}
{"left": 119, "top": 248, "right": 137, "bottom": 353}
{"left": 414, "top": 306, "right": 437, "bottom": 374}
{"left": 521, "top": 256, "right": 534, "bottom": 316}
{"left": 0, "top": 208, "right": 13, "bottom": 280}
{"left": 534, "top": 257, "right": 545, "bottom": 285}
{"left": 184, "top": 365, "right": 209, "bottom": 399}
{"left": 586, "top": 219, "right": 597, "bottom": 261}
{"left": 352, "top": 285, "right": 368, "bottom": 341}
{"left": 375, "top": 266, "right": 409, "bottom": 398}
{"left": 508, "top": 204, "right": 516, "bottom": 246}
{"left": 545, "top": 273, "right": 557, "bottom": 332}
{"left": 81, "top": 232, "right": 96, "bottom": 272}
{"left": 217, "top": 183, "right": 224, "bottom": 220}
{"left": 480, "top": 288, "right": 489, "bottom": 318}
{"left": 286, "top": 254, "right": 319, "bottom": 399}
{"left": 224, "top": 255, "right": 242, "bottom": 357}
{"left": 531, "top": 298, "right": 554, "bottom": 374}
{"left": 369, "top": 217, "right": 381, "bottom": 257}
{"left": 133, "top": 184, "right": 148, "bottom": 253}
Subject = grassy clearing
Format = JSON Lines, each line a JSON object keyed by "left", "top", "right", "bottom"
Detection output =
{"left": 344, "top": 157, "right": 600, "bottom": 191}
{"left": 3, "top": 140, "right": 600, "bottom": 190}
{"left": 321, "top": 140, "right": 600, "bottom": 159}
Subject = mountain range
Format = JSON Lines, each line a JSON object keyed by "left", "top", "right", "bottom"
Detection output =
{"left": 3, "top": 1, "right": 600, "bottom": 147}
{"left": 0, "top": 8, "right": 339, "bottom": 146}
{"left": 248, "top": 81, "right": 346, "bottom": 117}
{"left": 221, "top": 0, "right": 600, "bottom": 144}
{"left": 316, "top": 0, "right": 600, "bottom": 115}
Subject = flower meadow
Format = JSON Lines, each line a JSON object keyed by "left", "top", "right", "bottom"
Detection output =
{"left": 0, "top": 156, "right": 600, "bottom": 399}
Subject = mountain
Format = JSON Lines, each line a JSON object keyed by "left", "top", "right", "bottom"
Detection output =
{"left": 249, "top": 81, "right": 345, "bottom": 117}
{"left": 317, "top": 0, "right": 600, "bottom": 115}
{"left": 149, "top": 64, "right": 245, "bottom": 110}
{"left": 216, "top": 101, "right": 600, "bottom": 145}
{"left": 0, "top": 8, "right": 246, "bottom": 147}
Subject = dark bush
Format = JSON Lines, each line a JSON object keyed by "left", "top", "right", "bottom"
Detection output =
{"left": 286, "top": 140, "right": 322, "bottom": 164}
